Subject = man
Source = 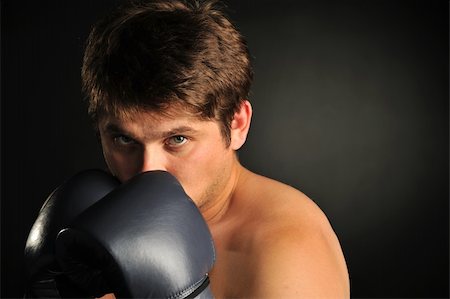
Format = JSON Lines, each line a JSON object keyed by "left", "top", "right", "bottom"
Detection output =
{"left": 82, "top": 0, "right": 350, "bottom": 297}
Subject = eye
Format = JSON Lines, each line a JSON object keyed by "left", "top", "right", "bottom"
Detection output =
{"left": 113, "top": 135, "right": 135, "bottom": 146}
{"left": 166, "top": 135, "right": 188, "bottom": 147}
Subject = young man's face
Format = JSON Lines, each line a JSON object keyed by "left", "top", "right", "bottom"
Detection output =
{"left": 98, "top": 107, "right": 238, "bottom": 208}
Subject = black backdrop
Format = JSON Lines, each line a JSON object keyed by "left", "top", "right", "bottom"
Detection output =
{"left": 1, "top": 0, "right": 448, "bottom": 298}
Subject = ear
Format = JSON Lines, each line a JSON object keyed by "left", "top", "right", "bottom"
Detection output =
{"left": 230, "top": 100, "right": 253, "bottom": 150}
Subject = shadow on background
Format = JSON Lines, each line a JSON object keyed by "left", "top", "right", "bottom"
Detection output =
{"left": 1, "top": 0, "right": 448, "bottom": 298}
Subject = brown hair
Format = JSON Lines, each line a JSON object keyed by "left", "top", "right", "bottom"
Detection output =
{"left": 82, "top": 0, "right": 253, "bottom": 145}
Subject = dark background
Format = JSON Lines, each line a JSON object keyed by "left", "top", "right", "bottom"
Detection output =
{"left": 1, "top": 0, "right": 448, "bottom": 298}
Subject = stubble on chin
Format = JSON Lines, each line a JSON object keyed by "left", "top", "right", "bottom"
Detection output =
{"left": 195, "top": 167, "right": 231, "bottom": 210}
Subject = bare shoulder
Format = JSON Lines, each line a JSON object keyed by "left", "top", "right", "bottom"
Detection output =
{"left": 237, "top": 171, "right": 350, "bottom": 298}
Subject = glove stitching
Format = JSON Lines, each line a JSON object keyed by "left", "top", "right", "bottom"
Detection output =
{"left": 167, "top": 274, "right": 209, "bottom": 299}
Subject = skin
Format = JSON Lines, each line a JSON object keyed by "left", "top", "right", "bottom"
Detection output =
{"left": 97, "top": 100, "right": 350, "bottom": 298}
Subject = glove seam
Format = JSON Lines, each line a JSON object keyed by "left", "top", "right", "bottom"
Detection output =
{"left": 167, "top": 274, "right": 209, "bottom": 299}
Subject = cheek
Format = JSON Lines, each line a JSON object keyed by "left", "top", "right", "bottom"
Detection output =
{"left": 172, "top": 140, "right": 231, "bottom": 201}
{"left": 102, "top": 144, "right": 138, "bottom": 182}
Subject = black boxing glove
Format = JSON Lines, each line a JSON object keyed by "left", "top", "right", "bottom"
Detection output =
{"left": 24, "top": 169, "right": 119, "bottom": 298}
{"left": 55, "top": 171, "right": 215, "bottom": 299}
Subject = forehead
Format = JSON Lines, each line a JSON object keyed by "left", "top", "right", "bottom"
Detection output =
{"left": 99, "top": 106, "right": 216, "bottom": 135}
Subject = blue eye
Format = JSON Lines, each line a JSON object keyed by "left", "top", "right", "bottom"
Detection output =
{"left": 113, "top": 135, "right": 135, "bottom": 146}
{"left": 167, "top": 135, "right": 187, "bottom": 147}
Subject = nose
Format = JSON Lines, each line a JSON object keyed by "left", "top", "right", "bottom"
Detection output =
{"left": 138, "top": 147, "right": 167, "bottom": 173}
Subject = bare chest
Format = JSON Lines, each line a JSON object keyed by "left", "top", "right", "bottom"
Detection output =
{"left": 207, "top": 221, "right": 257, "bottom": 298}
{"left": 208, "top": 245, "right": 253, "bottom": 298}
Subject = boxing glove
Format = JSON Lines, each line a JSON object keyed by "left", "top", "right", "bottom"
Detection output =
{"left": 55, "top": 170, "right": 215, "bottom": 299}
{"left": 24, "top": 169, "right": 119, "bottom": 298}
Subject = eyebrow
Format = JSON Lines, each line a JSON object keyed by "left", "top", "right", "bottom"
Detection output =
{"left": 103, "top": 123, "right": 199, "bottom": 140}
{"left": 104, "top": 123, "right": 125, "bottom": 134}
{"left": 103, "top": 123, "right": 134, "bottom": 137}
{"left": 160, "top": 126, "right": 198, "bottom": 138}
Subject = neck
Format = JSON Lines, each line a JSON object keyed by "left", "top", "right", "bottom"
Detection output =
{"left": 200, "top": 158, "right": 243, "bottom": 225}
